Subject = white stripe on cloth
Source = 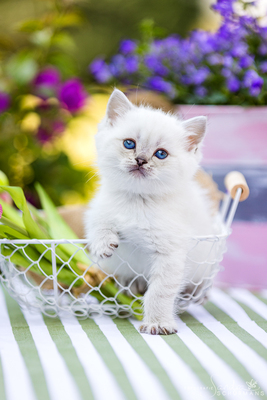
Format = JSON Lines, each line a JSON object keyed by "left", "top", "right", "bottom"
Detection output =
{"left": 175, "top": 314, "right": 250, "bottom": 400}
{"left": 210, "top": 288, "right": 267, "bottom": 349}
{"left": 0, "top": 288, "right": 36, "bottom": 400}
{"left": 94, "top": 315, "right": 170, "bottom": 400}
{"left": 59, "top": 314, "right": 125, "bottom": 400}
{"left": 261, "top": 289, "right": 267, "bottom": 300}
{"left": 20, "top": 307, "right": 82, "bottom": 400}
{"left": 130, "top": 318, "right": 209, "bottom": 400}
{"left": 187, "top": 304, "right": 267, "bottom": 393}
{"left": 230, "top": 288, "right": 267, "bottom": 320}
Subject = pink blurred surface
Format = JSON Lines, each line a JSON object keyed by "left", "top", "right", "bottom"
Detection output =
{"left": 178, "top": 105, "right": 267, "bottom": 288}
{"left": 178, "top": 105, "right": 267, "bottom": 165}
{"left": 216, "top": 222, "right": 267, "bottom": 289}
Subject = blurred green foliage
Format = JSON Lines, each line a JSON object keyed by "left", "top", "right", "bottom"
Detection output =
{"left": 0, "top": 0, "right": 96, "bottom": 207}
{"left": 0, "top": 0, "right": 200, "bottom": 76}
{"left": 0, "top": 0, "right": 200, "bottom": 206}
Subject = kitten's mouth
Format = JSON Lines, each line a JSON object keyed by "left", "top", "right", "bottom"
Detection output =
{"left": 129, "top": 166, "right": 147, "bottom": 177}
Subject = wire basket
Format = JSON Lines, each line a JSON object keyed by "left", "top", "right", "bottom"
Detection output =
{"left": 0, "top": 172, "right": 249, "bottom": 319}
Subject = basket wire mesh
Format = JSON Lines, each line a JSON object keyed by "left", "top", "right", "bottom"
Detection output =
{"left": 0, "top": 188, "right": 241, "bottom": 319}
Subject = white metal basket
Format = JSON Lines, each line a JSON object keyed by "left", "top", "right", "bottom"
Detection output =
{"left": 0, "top": 172, "right": 249, "bottom": 319}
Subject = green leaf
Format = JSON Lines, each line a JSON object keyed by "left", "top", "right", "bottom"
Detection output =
{"left": 51, "top": 32, "right": 75, "bottom": 51}
{"left": 18, "top": 20, "right": 44, "bottom": 33}
{"left": 0, "top": 186, "right": 47, "bottom": 239}
{"left": 0, "top": 216, "right": 29, "bottom": 238}
{"left": 35, "top": 183, "right": 91, "bottom": 266}
{"left": 0, "top": 199, "right": 25, "bottom": 229}
{"left": 6, "top": 53, "right": 38, "bottom": 85}
{"left": 0, "top": 170, "right": 9, "bottom": 186}
{"left": 54, "top": 13, "right": 83, "bottom": 28}
{"left": 27, "top": 203, "right": 49, "bottom": 232}
{"left": 0, "top": 245, "right": 82, "bottom": 287}
{"left": 30, "top": 29, "right": 52, "bottom": 47}
{"left": 0, "top": 186, "right": 83, "bottom": 275}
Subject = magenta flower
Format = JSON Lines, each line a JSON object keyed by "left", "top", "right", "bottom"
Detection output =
{"left": 33, "top": 67, "right": 61, "bottom": 99}
{"left": 34, "top": 67, "right": 60, "bottom": 86}
{"left": 37, "top": 127, "right": 52, "bottom": 143}
{"left": 0, "top": 92, "right": 10, "bottom": 114}
{"left": 59, "top": 79, "right": 87, "bottom": 113}
{"left": 53, "top": 120, "right": 65, "bottom": 134}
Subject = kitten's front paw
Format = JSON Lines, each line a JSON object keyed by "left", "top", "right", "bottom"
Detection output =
{"left": 89, "top": 231, "right": 119, "bottom": 259}
{"left": 139, "top": 322, "right": 178, "bottom": 335}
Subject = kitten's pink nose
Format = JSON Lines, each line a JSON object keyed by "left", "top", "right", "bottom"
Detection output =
{"left": 135, "top": 157, "right": 148, "bottom": 166}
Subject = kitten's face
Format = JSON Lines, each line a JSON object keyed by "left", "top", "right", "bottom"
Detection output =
{"left": 95, "top": 90, "right": 206, "bottom": 196}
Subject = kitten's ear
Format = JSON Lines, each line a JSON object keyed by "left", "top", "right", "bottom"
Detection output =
{"left": 182, "top": 116, "right": 207, "bottom": 152}
{"left": 106, "top": 89, "right": 133, "bottom": 125}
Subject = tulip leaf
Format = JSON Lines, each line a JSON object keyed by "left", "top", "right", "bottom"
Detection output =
{"left": 35, "top": 182, "right": 91, "bottom": 266}
{"left": 0, "top": 198, "right": 25, "bottom": 229}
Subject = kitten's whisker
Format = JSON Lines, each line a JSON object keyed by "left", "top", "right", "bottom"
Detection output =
{"left": 182, "top": 103, "right": 195, "bottom": 119}
{"left": 85, "top": 172, "right": 99, "bottom": 184}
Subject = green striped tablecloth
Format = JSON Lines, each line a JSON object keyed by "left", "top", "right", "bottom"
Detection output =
{"left": 0, "top": 285, "right": 267, "bottom": 400}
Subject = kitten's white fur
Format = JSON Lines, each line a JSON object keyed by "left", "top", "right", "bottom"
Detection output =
{"left": 85, "top": 89, "right": 214, "bottom": 335}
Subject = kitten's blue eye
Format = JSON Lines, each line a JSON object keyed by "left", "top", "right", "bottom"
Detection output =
{"left": 154, "top": 149, "right": 168, "bottom": 159}
{"left": 124, "top": 139, "right": 135, "bottom": 149}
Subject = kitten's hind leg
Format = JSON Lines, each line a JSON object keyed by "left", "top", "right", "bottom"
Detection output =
{"left": 117, "top": 275, "right": 148, "bottom": 296}
{"left": 140, "top": 248, "right": 187, "bottom": 335}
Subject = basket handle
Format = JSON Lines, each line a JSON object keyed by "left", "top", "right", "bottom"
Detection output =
{"left": 224, "top": 171, "right": 250, "bottom": 202}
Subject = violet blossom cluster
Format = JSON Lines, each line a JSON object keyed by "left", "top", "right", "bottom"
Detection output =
{"left": 89, "top": 0, "right": 267, "bottom": 104}
{"left": 32, "top": 67, "right": 88, "bottom": 142}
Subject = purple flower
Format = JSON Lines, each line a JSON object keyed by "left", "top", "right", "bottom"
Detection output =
{"left": 194, "top": 86, "right": 207, "bottom": 97}
{"left": 192, "top": 67, "right": 210, "bottom": 85}
{"left": 212, "top": 0, "right": 234, "bottom": 17}
{"left": 144, "top": 55, "right": 169, "bottom": 76}
{"left": 90, "top": 58, "right": 111, "bottom": 83}
{"left": 227, "top": 76, "right": 240, "bottom": 92}
{"left": 207, "top": 54, "right": 222, "bottom": 65}
{"left": 119, "top": 40, "right": 137, "bottom": 55}
{"left": 243, "top": 70, "right": 264, "bottom": 96}
{"left": 33, "top": 67, "right": 60, "bottom": 99}
{"left": 109, "top": 55, "right": 126, "bottom": 77}
{"left": 230, "top": 42, "right": 248, "bottom": 58}
{"left": 53, "top": 120, "right": 65, "bottom": 134}
{"left": 59, "top": 79, "right": 87, "bottom": 113}
{"left": 223, "top": 55, "right": 234, "bottom": 68}
{"left": 0, "top": 92, "right": 10, "bottom": 114}
{"left": 259, "top": 43, "right": 267, "bottom": 56}
{"left": 238, "top": 55, "right": 253, "bottom": 69}
{"left": 221, "top": 68, "right": 232, "bottom": 78}
{"left": 146, "top": 76, "right": 175, "bottom": 96}
{"left": 37, "top": 127, "right": 52, "bottom": 143}
{"left": 259, "top": 61, "right": 267, "bottom": 74}
{"left": 125, "top": 56, "right": 139, "bottom": 74}
{"left": 89, "top": 0, "right": 266, "bottom": 104}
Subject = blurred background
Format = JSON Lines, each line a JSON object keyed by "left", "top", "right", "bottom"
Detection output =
{"left": 0, "top": 0, "right": 222, "bottom": 206}
{"left": 0, "top": 0, "right": 266, "bottom": 288}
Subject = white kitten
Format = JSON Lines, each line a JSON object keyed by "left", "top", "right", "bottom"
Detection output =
{"left": 85, "top": 89, "right": 214, "bottom": 335}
